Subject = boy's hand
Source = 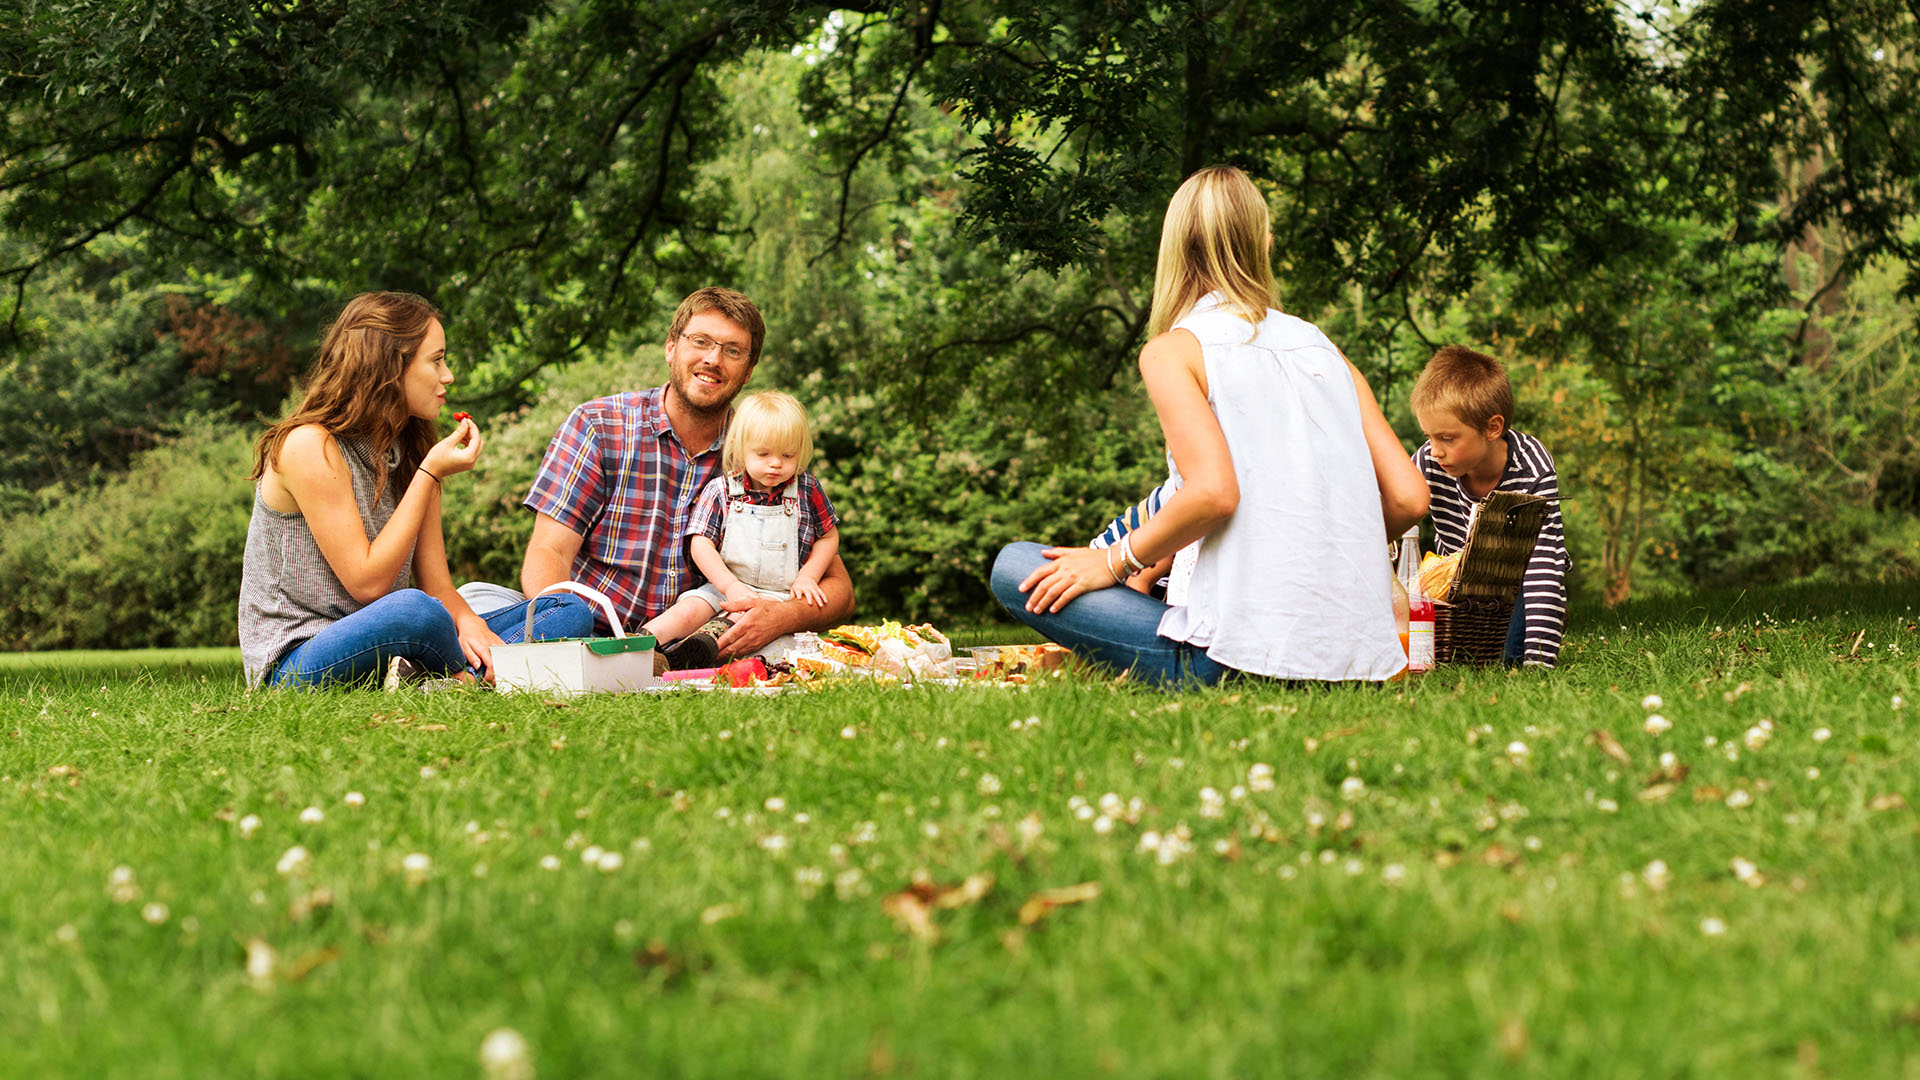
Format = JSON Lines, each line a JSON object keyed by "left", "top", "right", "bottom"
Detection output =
{"left": 791, "top": 574, "right": 826, "bottom": 606}
{"left": 723, "top": 582, "right": 759, "bottom": 606}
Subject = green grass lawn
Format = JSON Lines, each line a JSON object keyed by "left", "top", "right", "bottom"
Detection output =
{"left": 3, "top": 584, "right": 1917, "bottom": 1078}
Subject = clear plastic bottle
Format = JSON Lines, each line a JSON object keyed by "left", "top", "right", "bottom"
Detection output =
{"left": 1390, "top": 543, "right": 1410, "bottom": 661}
{"left": 1397, "top": 526, "right": 1435, "bottom": 672}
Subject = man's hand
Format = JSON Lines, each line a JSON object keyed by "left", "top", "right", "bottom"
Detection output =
{"left": 714, "top": 594, "right": 793, "bottom": 658}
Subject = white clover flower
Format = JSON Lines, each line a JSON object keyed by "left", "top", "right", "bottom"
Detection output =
{"left": 1725, "top": 789, "right": 1753, "bottom": 809}
{"left": 479, "top": 1027, "right": 533, "bottom": 1080}
{"left": 977, "top": 774, "right": 1002, "bottom": 797}
{"left": 244, "top": 937, "right": 275, "bottom": 983}
{"left": 596, "top": 850, "right": 625, "bottom": 873}
{"left": 1506, "top": 741, "right": 1529, "bottom": 759}
{"left": 1248, "top": 763, "right": 1276, "bottom": 792}
{"left": 921, "top": 822, "right": 939, "bottom": 838}
{"left": 343, "top": 791, "right": 365, "bottom": 808}
{"left": 418, "top": 765, "right": 437, "bottom": 779}
{"left": 1340, "top": 776, "right": 1366, "bottom": 801}
{"left": 1641, "top": 694, "right": 1664, "bottom": 710}
{"left": 757, "top": 834, "right": 789, "bottom": 855}
{"left": 1381, "top": 863, "right": 1406, "bottom": 886}
{"left": 1097, "top": 792, "right": 1123, "bottom": 816}
{"left": 1092, "top": 815, "right": 1114, "bottom": 835}
{"left": 1643, "top": 714, "right": 1671, "bottom": 736}
{"left": 1343, "top": 858, "right": 1364, "bottom": 876}
{"left": 1073, "top": 803, "right": 1096, "bottom": 822}
{"left": 834, "top": 868, "right": 866, "bottom": 900}
{"left": 1730, "top": 857, "right": 1759, "bottom": 884}
{"left": 1743, "top": 726, "right": 1770, "bottom": 751}
{"left": 580, "top": 845, "right": 605, "bottom": 866}
{"left": 1700, "top": 916, "right": 1728, "bottom": 936}
{"left": 401, "top": 852, "right": 432, "bottom": 885}
{"left": 717, "top": 729, "right": 733, "bottom": 742}
{"left": 1806, "top": 766, "right": 1821, "bottom": 780}
{"left": 298, "top": 806, "right": 324, "bottom": 825}
{"left": 1523, "top": 835, "right": 1543, "bottom": 851}
{"left": 764, "top": 796, "right": 787, "bottom": 813}
{"left": 275, "top": 845, "right": 312, "bottom": 877}
{"left": 1658, "top": 751, "right": 1679, "bottom": 770}
{"left": 1642, "top": 859, "right": 1672, "bottom": 891}
{"left": 1812, "top": 727, "right": 1832, "bottom": 743}
{"left": 1138, "top": 830, "right": 1163, "bottom": 853}
{"left": 539, "top": 855, "right": 562, "bottom": 871}
{"left": 839, "top": 726, "right": 857, "bottom": 740}
{"left": 108, "top": 865, "right": 135, "bottom": 888}
{"left": 238, "top": 814, "right": 262, "bottom": 839}
{"left": 1596, "top": 799, "right": 1620, "bottom": 813}
{"left": 141, "top": 901, "right": 170, "bottom": 925}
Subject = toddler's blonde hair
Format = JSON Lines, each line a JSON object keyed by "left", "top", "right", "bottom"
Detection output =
{"left": 723, "top": 390, "right": 815, "bottom": 476}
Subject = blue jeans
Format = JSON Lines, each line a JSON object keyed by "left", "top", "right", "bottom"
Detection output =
{"left": 989, "top": 542, "right": 1232, "bottom": 687}
{"left": 1504, "top": 594, "right": 1528, "bottom": 667}
{"left": 266, "top": 588, "right": 594, "bottom": 688}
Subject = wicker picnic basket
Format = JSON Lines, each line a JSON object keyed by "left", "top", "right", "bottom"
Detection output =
{"left": 1431, "top": 490, "right": 1553, "bottom": 665}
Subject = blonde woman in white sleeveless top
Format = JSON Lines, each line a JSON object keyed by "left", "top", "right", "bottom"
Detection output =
{"left": 989, "top": 167, "right": 1430, "bottom": 684}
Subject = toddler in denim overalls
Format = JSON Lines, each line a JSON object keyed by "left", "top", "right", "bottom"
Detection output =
{"left": 642, "top": 391, "right": 841, "bottom": 655}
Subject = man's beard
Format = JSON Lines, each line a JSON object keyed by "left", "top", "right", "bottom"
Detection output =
{"left": 669, "top": 366, "right": 737, "bottom": 418}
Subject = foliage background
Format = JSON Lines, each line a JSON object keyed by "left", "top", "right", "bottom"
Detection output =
{"left": 2, "top": 1, "right": 1918, "bottom": 649}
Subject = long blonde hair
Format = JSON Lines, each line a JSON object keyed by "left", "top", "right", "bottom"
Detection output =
{"left": 251, "top": 291, "right": 444, "bottom": 500}
{"left": 1146, "top": 166, "right": 1277, "bottom": 338}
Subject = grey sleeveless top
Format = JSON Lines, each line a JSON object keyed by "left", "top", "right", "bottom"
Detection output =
{"left": 237, "top": 435, "right": 415, "bottom": 686}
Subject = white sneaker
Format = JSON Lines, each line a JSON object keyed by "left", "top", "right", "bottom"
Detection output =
{"left": 383, "top": 656, "right": 423, "bottom": 691}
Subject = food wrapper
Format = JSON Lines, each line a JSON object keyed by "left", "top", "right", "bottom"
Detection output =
{"left": 1419, "top": 551, "right": 1462, "bottom": 600}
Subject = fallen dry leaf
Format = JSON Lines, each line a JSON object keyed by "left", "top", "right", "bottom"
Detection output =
{"left": 416, "top": 723, "right": 449, "bottom": 733}
{"left": 1017, "top": 881, "right": 1102, "bottom": 927}
{"left": 1870, "top": 793, "right": 1908, "bottom": 812}
{"left": 1499, "top": 1014, "right": 1530, "bottom": 1060}
{"left": 1693, "top": 785, "right": 1726, "bottom": 803}
{"left": 1481, "top": 844, "right": 1522, "bottom": 869}
{"left": 285, "top": 947, "right": 340, "bottom": 982}
{"left": 288, "top": 887, "right": 335, "bottom": 923}
{"left": 1591, "top": 729, "right": 1631, "bottom": 765}
{"left": 881, "top": 872, "right": 996, "bottom": 942}
{"left": 1638, "top": 782, "right": 1677, "bottom": 803}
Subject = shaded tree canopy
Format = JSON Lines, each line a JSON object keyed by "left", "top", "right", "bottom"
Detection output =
{"left": 5, "top": 0, "right": 1920, "bottom": 387}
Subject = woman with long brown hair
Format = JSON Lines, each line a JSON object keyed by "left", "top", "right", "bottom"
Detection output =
{"left": 989, "top": 167, "right": 1430, "bottom": 684}
{"left": 238, "top": 291, "right": 591, "bottom": 688}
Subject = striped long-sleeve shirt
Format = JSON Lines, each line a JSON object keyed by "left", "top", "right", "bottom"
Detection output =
{"left": 1413, "top": 429, "right": 1569, "bottom": 666}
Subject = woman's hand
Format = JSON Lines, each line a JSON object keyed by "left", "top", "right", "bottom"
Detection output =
{"left": 454, "top": 608, "right": 504, "bottom": 681}
{"left": 1018, "top": 546, "right": 1121, "bottom": 614}
{"left": 422, "top": 418, "right": 483, "bottom": 480}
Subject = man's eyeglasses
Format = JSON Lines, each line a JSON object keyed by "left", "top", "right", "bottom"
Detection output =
{"left": 677, "top": 332, "right": 748, "bottom": 363}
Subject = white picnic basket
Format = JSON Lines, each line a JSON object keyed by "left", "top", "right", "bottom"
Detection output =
{"left": 491, "top": 583, "right": 658, "bottom": 696}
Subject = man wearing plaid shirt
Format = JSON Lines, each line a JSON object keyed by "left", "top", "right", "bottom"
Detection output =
{"left": 512, "top": 287, "right": 855, "bottom": 658}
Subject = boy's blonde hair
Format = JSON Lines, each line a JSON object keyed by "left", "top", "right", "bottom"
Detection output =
{"left": 723, "top": 390, "right": 814, "bottom": 476}
{"left": 1147, "top": 166, "right": 1277, "bottom": 339}
{"left": 1410, "top": 345, "right": 1514, "bottom": 432}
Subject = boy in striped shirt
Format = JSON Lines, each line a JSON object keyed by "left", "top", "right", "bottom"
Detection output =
{"left": 1410, "top": 346, "right": 1569, "bottom": 666}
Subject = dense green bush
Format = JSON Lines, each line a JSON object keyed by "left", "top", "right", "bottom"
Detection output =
{"left": 0, "top": 427, "right": 253, "bottom": 650}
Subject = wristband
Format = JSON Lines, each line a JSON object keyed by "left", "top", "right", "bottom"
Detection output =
{"left": 1120, "top": 534, "right": 1147, "bottom": 575}
{"left": 418, "top": 466, "right": 442, "bottom": 485}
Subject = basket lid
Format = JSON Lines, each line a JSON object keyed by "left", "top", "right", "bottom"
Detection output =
{"left": 585, "top": 634, "right": 657, "bottom": 656}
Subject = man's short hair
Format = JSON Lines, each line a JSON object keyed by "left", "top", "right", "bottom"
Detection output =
{"left": 1410, "top": 345, "right": 1514, "bottom": 431}
{"left": 668, "top": 287, "right": 766, "bottom": 366}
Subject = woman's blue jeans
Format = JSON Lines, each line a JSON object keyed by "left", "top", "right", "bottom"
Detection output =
{"left": 989, "top": 542, "right": 1231, "bottom": 687}
{"left": 265, "top": 589, "right": 594, "bottom": 688}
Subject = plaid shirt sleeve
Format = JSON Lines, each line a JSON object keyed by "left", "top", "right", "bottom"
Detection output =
{"left": 524, "top": 403, "right": 606, "bottom": 536}
{"left": 800, "top": 473, "right": 838, "bottom": 541}
{"left": 686, "top": 476, "right": 729, "bottom": 548}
